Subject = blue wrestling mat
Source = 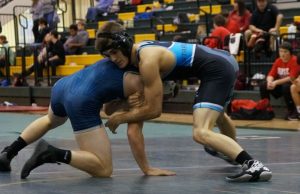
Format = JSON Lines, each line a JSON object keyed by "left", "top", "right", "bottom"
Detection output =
{"left": 0, "top": 112, "right": 299, "bottom": 194}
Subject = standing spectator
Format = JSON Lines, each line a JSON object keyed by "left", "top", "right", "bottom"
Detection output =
{"left": 36, "top": 18, "right": 51, "bottom": 43}
{"left": 259, "top": 42, "right": 300, "bottom": 120}
{"left": 41, "top": 0, "right": 57, "bottom": 30}
{"left": 244, "top": 0, "right": 283, "bottom": 52}
{"left": 204, "top": 14, "right": 230, "bottom": 49}
{"left": 63, "top": 24, "right": 82, "bottom": 55}
{"left": 226, "top": 0, "right": 251, "bottom": 34}
{"left": 86, "top": 0, "right": 114, "bottom": 22}
{"left": 77, "top": 20, "right": 89, "bottom": 47}
{"left": 0, "top": 35, "right": 15, "bottom": 67}
{"left": 31, "top": 0, "right": 44, "bottom": 43}
{"left": 31, "top": 0, "right": 57, "bottom": 42}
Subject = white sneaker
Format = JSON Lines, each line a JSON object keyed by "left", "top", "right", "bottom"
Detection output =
{"left": 226, "top": 160, "right": 272, "bottom": 182}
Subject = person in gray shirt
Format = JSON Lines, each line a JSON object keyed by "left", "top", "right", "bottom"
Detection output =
{"left": 77, "top": 20, "right": 89, "bottom": 47}
{"left": 63, "top": 24, "right": 82, "bottom": 55}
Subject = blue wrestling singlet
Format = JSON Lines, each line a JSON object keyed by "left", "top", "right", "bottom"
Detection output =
{"left": 137, "top": 41, "right": 239, "bottom": 112}
{"left": 50, "top": 58, "right": 125, "bottom": 132}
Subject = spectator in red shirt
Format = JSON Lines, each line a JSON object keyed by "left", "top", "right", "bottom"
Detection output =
{"left": 226, "top": 0, "right": 251, "bottom": 34}
{"left": 259, "top": 42, "right": 300, "bottom": 120}
{"left": 204, "top": 14, "right": 230, "bottom": 49}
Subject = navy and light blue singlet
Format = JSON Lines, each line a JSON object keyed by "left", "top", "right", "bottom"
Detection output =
{"left": 137, "top": 41, "right": 239, "bottom": 112}
{"left": 51, "top": 58, "right": 125, "bottom": 132}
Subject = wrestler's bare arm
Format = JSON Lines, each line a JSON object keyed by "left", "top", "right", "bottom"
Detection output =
{"left": 106, "top": 48, "right": 164, "bottom": 129}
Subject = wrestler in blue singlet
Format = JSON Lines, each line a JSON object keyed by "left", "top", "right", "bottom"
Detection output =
{"left": 137, "top": 41, "right": 239, "bottom": 112}
{"left": 50, "top": 58, "right": 125, "bottom": 132}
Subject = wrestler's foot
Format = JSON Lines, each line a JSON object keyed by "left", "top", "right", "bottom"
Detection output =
{"left": 0, "top": 148, "right": 12, "bottom": 172}
{"left": 226, "top": 160, "right": 272, "bottom": 182}
{"left": 21, "top": 140, "right": 58, "bottom": 179}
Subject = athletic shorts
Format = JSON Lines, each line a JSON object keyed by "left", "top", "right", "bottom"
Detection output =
{"left": 50, "top": 78, "right": 103, "bottom": 132}
{"left": 192, "top": 46, "right": 239, "bottom": 112}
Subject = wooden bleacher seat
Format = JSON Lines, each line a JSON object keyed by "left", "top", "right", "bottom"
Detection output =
{"left": 11, "top": 54, "right": 104, "bottom": 76}
{"left": 86, "top": 29, "right": 96, "bottom": 39}
{"left": 134, "top": 33, "right": 156, "bottom": 42}
{"left": 199, "top": 5, "right": 221, "bottom": 15}
{"left": 157, "top": 24, "right": 177, "bottom": 32}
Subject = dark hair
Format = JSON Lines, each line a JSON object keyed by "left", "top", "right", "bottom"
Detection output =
{"left": 213, "top": 14, "right": 226, "bottom": 26}
{"left": 145, "top": 6, "right": 152, "bottom": 11}
{"left": 236, "top": 0, "right": 247, "bottom": 16}
{"left": 38, "top": 18, "right": 48, "bottom": 26}
{"left": 96, "top": 21, "right": 133, "bottom": 63}
{"left": 280, "top": 41, "right": 293, "bottom": 54}
{"left": 95, "top": 21, "right": 125, "bottom": 52}
{"left": 69, "top": 24, "right": 78, "bottom": 31}
{"left": 0, "top": 35, "right": 8, "bottom": 43}
{"left": 297, "top": 52, "right": 300, "bottom": 65}
{"left": 50, "top": 30, "right": 59, "bottom": 39}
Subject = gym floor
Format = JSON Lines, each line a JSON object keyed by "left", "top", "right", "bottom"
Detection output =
{"left": 0, "top": 112, "right": 300, "bottom": 194}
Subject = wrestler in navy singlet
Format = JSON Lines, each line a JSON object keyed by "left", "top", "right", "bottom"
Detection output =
{"left": 137, "top": 41, "right": 239, "bottom": 112}
{"left": 50, "top": 58, "right": 125, "bottom": 132}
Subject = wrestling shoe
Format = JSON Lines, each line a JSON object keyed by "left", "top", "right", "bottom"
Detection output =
{"left": 21, "top": 140, "right": 58, "bottom": 179}
{"left": 0, "top": 147, "right": 12, "bottom": 172}
{"left": 226, "top": 160, "right": 272, "bottom": 182}
{"left": 204, "top": 146, "right": 239, "bottom": 165}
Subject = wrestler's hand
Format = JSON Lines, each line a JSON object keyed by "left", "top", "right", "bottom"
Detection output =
{"left": 128, "top": 92, "right": 144, "bottom": 108}
{"left": 145, "top": 167, "right": 176, "bottom": 176}
{"left": 105, "top": 114, "right": 121, "bottom": 134}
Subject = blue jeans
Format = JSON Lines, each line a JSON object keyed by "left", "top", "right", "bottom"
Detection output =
{"left": 44, "top": 11, "right": 55, "bottom": 29}
{"left": 86, "top": 7, "right": 103, "bottom": 22}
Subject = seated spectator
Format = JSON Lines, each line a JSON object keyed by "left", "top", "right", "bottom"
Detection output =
{"left": 63, "top": 24, "right": 82, "bottom": 55}
{"left": 244, "top": 0, "right": 283, "bottom": 53}
{"left": 77, "top": 20, "right": 89, "bottom": 47}
{"left": 47, "top": 30, "right": 65, "bottom": 76}
{"left": 23, "top": 30, "right": 65, "bottom": 85}
{"left": 226, "top": 0, "right": 251, "bottom": 34}
{"left": 0, "top": 35, "right": 15, "bottom": 67}
{"left": 86, "top": 0, "right": 114, "bottom": 22}
{"left": 35, "top": 18, "right": 51, "bottom": 43}
{"left": 22, "top": 33, "right": 51, "bottom": 85}
{"left": 259, "top": 42, "right": 300, "bottom": 120}
{"left": 204, "top": 14, "right": 230, "bottom": 49}
{"left": 289, "top": 53, "right": 300, "bottom": 120}
{"left": 134, "top": 6, "right": 153, "bottom": 20}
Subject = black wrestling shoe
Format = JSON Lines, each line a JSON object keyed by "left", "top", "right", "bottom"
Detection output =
{"left": 21, "top": 140, "right": 57, "bottom": 179}
{"left": 0, "top": 148, "right": 12, "bottom": 172}
{"left": 226, "top": 160, "right": 272, "bottom": 182}
{"left": 204, "top": 146, "right": 239, "bottom": 165}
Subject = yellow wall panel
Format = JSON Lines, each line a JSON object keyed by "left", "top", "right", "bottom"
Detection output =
{"left": 118, "top": 12, "right": 135, "bottom": 21}
{"left": 134, "top": 34, "right": 156, "bottom": 43}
